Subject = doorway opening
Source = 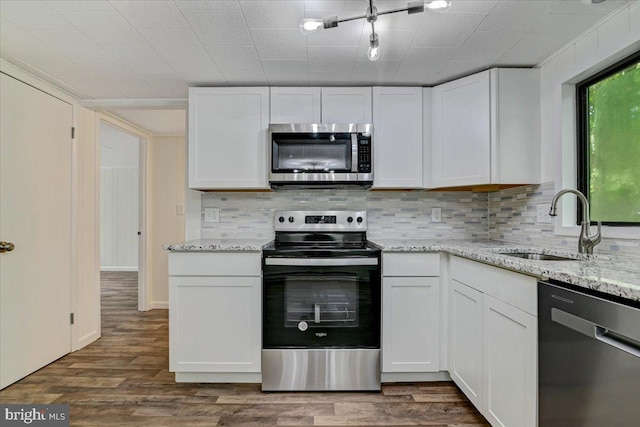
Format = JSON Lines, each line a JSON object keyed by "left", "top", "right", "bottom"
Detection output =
{"left": 99, "top": 120, "right": 147, "bottom": 311}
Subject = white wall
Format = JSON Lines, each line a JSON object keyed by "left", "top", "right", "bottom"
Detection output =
{"left": 539, "top": 1, "right": 640, "bottom": 240}
{"left": 149, "top": 136, "right": 186, "bottom": 308}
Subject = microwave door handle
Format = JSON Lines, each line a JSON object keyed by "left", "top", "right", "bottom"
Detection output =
{"left": 351, "top": 134, "right": 358, "bottom": 172}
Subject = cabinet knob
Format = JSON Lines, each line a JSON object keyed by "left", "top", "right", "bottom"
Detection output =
{"left": 0, "top": 241, "right": 15, "bottom": 253}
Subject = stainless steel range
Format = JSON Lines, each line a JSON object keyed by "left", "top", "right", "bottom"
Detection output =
{"left": 261, "top": 210, "right": 381, "bottom": 391}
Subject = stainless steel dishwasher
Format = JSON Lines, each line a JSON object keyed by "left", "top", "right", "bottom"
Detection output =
{"left": 538, "top": 280, "right": 640, "bottom": 427}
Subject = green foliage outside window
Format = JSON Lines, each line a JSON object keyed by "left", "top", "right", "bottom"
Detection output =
{"left": 584, "top": 59, "right": 640, "bottom": 224}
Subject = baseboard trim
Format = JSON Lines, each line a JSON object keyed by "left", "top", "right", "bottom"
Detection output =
{"left": 100, "top": 267, "right": 138, "bottom": 272}
{"left": 149, "top": 301, "right": 168, "bottom": 310}
{"left": 381, "top": 371, "right": 452, "bottom": 383}
{"left": 72, "top": 330, "right": 101, "bottom": 352}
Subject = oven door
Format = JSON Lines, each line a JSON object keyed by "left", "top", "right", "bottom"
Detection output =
{"left": 262, "top": 256, "right": 381, "bottom": 349}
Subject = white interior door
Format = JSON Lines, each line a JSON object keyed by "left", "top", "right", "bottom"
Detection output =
{"left": 0, "top": 73, "right": 73, "bottom": 389}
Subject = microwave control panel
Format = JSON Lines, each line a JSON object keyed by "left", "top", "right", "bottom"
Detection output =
{"left": 357, "top": 134, "right": 372, "bottom": 173}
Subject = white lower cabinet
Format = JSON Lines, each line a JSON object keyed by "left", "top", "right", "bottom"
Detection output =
{"left": 449, "top": 256, "right": 537, "bottom": 427}
{"left": 168, "top": 252, "right": 262, "bottom": 382}
{"left": 382, "top": 253, "right": 441, "bottom": 375}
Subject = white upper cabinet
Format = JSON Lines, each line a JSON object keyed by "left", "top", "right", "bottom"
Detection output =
{"left": 270, "top": 87, "right": 321, "bottom": 124}
{"left": 432, "top": 68, "right": 540, "bottom": 188}
{"left": 188, "top": 87, "right": 269, "bottom": 190}
{"left": 372, "top": 87, "right": 423, "bottom": 189}
{"left": 321, "top": 87, "right": 373, "bottom": 123}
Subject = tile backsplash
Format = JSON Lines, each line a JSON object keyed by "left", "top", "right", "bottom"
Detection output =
{"left": 200, "top": 184, "right": 639, "bottom": 257}
{"left": 488, "top": 182, "right": 640, "bottom": 257}
{"left": 201, "top": 189, "right": 488, "bottom": 241}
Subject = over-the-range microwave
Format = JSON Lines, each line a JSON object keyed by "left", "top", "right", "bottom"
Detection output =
{"left": 268, "top": 123, "right": 373, "bottom": 190}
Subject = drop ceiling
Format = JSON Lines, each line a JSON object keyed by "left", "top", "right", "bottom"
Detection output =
{"left": 0, "top": 0, "right": 630, "bottom": 100}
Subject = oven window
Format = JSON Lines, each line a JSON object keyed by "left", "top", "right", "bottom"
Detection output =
{"left": 285, "top": 275, "right": 359, "bottom": 328}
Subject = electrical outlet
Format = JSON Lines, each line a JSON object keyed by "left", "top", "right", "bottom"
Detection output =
{"left": 431, "top": 207, "right": 442, "bottom": 223}
{"left": 204, "top": 207, "right": 220, "bottom": 223}
{"left": 176, "top": 204, "right": 184, "bottom": 215}
{"left": 537, "top": 204, "right": 552, "bottom": 223}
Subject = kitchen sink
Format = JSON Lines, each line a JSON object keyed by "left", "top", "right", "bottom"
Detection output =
{"left": 498, "top": 252, "right": 580, "bottom": 261}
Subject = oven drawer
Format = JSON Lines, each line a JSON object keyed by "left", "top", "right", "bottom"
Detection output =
{"left": 383, "top": 253, "right": 440, "bottom": 277}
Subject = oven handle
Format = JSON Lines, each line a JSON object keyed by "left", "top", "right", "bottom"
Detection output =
{"left": 264, "top": 257, "right": 378, "bottom": 266}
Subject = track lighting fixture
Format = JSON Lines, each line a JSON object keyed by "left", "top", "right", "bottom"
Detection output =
{"left": 300, "top": 0, "right": 452, "bottom": 62}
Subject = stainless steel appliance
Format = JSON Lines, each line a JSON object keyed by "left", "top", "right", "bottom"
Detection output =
{"left": 538, "top": 279, "right": 640, "bottom": 426}
{"left": 269, "top": 124, "right": 373, "bottom": 189}
{"left": 262, "top": 210, "right": 381, "bottom": 391}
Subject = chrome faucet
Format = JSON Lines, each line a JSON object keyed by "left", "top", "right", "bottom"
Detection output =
{"left": 549, "top": 189, "right": 602, "bottom": 254}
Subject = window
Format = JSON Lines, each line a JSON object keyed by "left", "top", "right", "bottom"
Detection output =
{"left": 577, "top": 51, "right": 640, "bottom": 226}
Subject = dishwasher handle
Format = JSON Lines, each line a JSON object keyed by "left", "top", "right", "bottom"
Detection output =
{"left": 552, "top": 308, "right": 640, "bottom": 358}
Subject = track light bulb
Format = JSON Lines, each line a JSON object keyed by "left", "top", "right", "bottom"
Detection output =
{"left": 300, "top": 18, "right": 324, "bottom": 34}
{"left": 368, "top": 33, "right": 380, "bottom": 61}
{"left": 425, "top": 0, "right": 451, "bottom": 11}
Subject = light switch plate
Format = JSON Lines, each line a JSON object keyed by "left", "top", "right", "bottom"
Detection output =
{"left": 431, "top": 207, "right": 442, "bottom": 223}
{"left": 537, "top": 204, "right": 551, "bottom": 223}
{"left": 176, "top": 204, "right": 184, "bottom": 215}
{"left": 204, "top": 207, "right": 220, "bottom": 223}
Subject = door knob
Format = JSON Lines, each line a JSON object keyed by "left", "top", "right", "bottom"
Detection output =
{"left": 0, "top": 241, "right": 15, "bottom": 253}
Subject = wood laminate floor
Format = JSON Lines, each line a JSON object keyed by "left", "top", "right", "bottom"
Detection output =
{"left": 0, "top": 271, "right": 489, "bottom": 426}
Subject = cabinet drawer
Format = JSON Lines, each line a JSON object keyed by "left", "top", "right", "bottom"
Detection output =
{"left": 450, "top": 256, "right": 537, "bottom": 316}
{"left": 169, "top": 252, "right": 261, "bottom": 276}
{"left": 383, "top": 253, "right": 440, "bottom": 277}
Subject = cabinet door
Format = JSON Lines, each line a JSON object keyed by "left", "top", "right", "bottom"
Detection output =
{"left": 169, "top": 276, "right": 261, "bottom": 373}
{"left": 483, "top": 294, "right": 537, "bottom": 427}
{"left": 270, "top": 87, "right": 321, "bottom": 123}
{"left": 382, "top": 277, "right": 439, "bottom": 372}
{"left": 449, "top": 279, "right": 483, "bottom": 409}
{"left": 321, "top": 87, "right": 372, "bottom": 123}
{"left": 188, "top": 87, "right": 269, "bottom": 189}
{"left": 372, "top": 87, "right": 423, "bottom": 188}
{"left": 433, "top": 71, "right": 490, "bottom": 187}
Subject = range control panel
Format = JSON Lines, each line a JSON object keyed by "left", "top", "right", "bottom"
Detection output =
{"left": 275, "top": 211, "right": 367, "bottom": 232}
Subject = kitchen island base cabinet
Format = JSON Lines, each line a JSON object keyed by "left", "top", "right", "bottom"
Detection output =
{"left": 168, "top": 252, "right": 262, "bottom": 382}
{"left": 449, "top": 256, "right": 537, "bottom": 427}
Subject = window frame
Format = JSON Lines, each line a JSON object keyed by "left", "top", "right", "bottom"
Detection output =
{"left": 575, "top": 50, "right": 640, "bottom": 227}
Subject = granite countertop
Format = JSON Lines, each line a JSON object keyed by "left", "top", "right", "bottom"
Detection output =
{"left": 373, "top": 239, "right": 640, "bottom": 303}
{"left": 163, "top": 239, "right": 272, "bottom": 252}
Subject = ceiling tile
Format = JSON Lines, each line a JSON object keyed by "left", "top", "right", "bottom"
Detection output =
{"left": 308, "top": 46, "right": 357, "bottom": 73}
{"left": 48, "top": 69, "right": 126, "bottom": 98}
{"left": 531, "top": 13, "right": 604, "bottom": 42}
{"left": 168, "top": 59, "right": 226, "bottom": 84}
{"left": 251, "top": 29, "right": 307, "bottom": 60}
{"left": 28, "top": 30, "right": 113, "bottom": 61}
{"left": 355, "top": 30, "right": 416, "bottom": 62}
{"left": 553, "top": 0, "right": 628, "bottom": 15}
{"left": 220, "top": 69, "right": 268, "bottom": 85}
{"left": 101, "top": 78, "right": 162, "bottom": 98}
{"left": 351, "top": 60, "right": 401, "bottom": 84}
{"left": 496, "top": 32, "right": 562, "bottom": 65}
{"left": 0, "top": 1, "right": 75, "bottom": 31}
{"left": 262, "top": 59, "right": 309, "bottom": 84}
{"left": 305, "top": 19, "right": 364, "bottom": 47}
{"left": 477, "top": 10, "right": 545, "bottom": 32}
{"left": 45, "top": 1, "right": 114, "bottom": 12}
{"left": 110, "top": 1, "right": 189, "bottom": 29}
{"left": 74, "top": 60, "right": 137, "bottom": 79}
{"left": 452, "top": 30, "right": 523, "bottom": 62}
{"left": 61, "top": 11, "right": 148, "bottom": 47}
{"left": 136, "top": 72, "right": 190, "bottom": 97}
{"left": 182, "top": 9, "right": 254, "bottom": 46}
{"left": 309, "top": 71, "right": 353, "bottom": 85}
{"left": 392, "top": 69, "right": 440, "bottom": 85}
{"left": 491, "top": 0, "right": 563, "bottom": 18}
{"left": 175, "top": 1, "right": 241, "bottom": 10}
{"left": 397, "top": 47, "right": 459, "bottom": 73}
{"left": 449, "top": 0, "right": 499, "bottom": 14}
{"left": 104, "top": 45, "right": 174, "bottom": 73}
{"left": 138, "top": 29, "right": 209, "bottom": 61}
{"left": 3, "top": 48, "right": 81, "bottom": 74}
{"left": 436, "top": 59, "right": 492, "bottom": 83}
{"left": 413, "top": 13, "right": 487, "bottom": 47}
{"left": 240, "top": 1, "right": 305, "bottom": 29}
{"left": 206, "top": 45, "right": 263, "bottom": 70}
